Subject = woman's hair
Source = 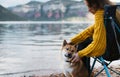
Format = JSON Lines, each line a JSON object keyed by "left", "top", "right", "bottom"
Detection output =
{"left": 116, "top": 9, "right": 120, "bottom": 27}
{"left": 85, "top": 0, "right": 114, "bottom": 11}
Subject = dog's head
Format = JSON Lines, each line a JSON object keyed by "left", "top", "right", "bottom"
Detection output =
{"left": 62, "top": 40, "right": 77, "bottom": 62}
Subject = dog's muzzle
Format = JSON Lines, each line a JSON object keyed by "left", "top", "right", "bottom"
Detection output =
{"left": 65, "top": 53, "right": 72, "bottom": 58}
{"left": 65, "top": 53, "right": 72, "bottom": 63}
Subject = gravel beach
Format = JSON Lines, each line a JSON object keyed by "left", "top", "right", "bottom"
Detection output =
{"left": 18, "top": 65, "right": 120, "bottom": 77}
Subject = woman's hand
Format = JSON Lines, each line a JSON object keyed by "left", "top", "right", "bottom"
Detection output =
{"left": 71, "top": 53, "right": 81, "bottom": 63}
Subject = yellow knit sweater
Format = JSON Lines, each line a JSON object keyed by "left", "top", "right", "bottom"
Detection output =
{"left": 70, "top": 10, "right": 106, "bottom": 57}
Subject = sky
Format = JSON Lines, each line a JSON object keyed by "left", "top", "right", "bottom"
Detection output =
{"left": 0, "top": 0, "right": 50, "bottom": 7}
{"left": 0, "top": 0, "right": 119, "bottom": 8}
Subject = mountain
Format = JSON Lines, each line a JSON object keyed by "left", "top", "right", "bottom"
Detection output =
{"left": 8, "top": 0, "right": 88, "bottom": 21}
{"left": 26, "top": 1, "right": 43, "bottom": 5}
{"left": 0, "top": 5, "right": 25, "bottom": 21}
{"left": 46, "top": 0, "right": 80, "bottom": 5}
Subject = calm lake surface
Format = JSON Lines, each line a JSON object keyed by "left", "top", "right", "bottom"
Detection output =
{"left": 0, "top": 23, "right": 119, "bottom": 77}
{"left": 0, "top": 23, "right": 89, "bottom": 77}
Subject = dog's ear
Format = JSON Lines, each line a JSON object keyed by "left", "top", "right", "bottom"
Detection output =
{"left": 74, "top": 45, "right": 78, "bottom": 48}
{"left": 63, "top": 40, "right": 67, "bottom": 46}
{"left": 74, "top": 45, "right": 78, "bottom": 52}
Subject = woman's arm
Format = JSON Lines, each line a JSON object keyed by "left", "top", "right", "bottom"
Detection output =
{"left": 70, "top": 25, "right": 94, "bottom": 45}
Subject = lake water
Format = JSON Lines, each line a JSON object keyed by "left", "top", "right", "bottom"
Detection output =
{"left": 0, "top": 23, "right": 90, "bottom": 77}
{"left": 0, "top": 23, "right": 119, "bottom": 77}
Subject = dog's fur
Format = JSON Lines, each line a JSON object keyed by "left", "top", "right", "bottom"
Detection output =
{"left": 61, "top": 40, "right": 90, "bottom": 77}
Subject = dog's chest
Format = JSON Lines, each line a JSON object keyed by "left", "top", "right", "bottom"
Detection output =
{"left": 63, "top": 62, "right": 74, "bottom": 73}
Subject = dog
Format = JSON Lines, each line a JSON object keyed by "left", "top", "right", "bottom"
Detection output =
{"left": 61, "top": 40, "right": 91, "bottom": 77}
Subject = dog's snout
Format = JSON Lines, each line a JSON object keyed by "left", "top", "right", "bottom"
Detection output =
{"left": 65, "top": 53, "right": 72, "bottom": 58}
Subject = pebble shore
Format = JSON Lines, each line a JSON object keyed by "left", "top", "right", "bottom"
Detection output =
{"left": 19, "top": 65, "right": 120, "bottom": 77}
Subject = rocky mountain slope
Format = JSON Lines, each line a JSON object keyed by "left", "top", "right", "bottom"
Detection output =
{"left": 0, "top": 5, "right": 25, "bottom": 21}
{"left": 8, "top": 0, "right": 88, "bottom": 21}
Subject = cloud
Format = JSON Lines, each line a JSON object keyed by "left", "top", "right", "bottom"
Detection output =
{"left": 0, "top": 0, "right": 30, "bottom": 7}
{"left": 110, "top": 0, "right": 120, "bottom": 2}
{"left": 0, "top": 0, "right": 51, "bottom": 7}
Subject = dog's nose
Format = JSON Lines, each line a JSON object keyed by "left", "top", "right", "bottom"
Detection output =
{"left": 65, "top": 53, "right": 72, "bottom": 58}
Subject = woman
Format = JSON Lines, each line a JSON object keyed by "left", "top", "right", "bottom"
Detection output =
{"left": 69, "top": 0, "right": 115, "bottom": 71}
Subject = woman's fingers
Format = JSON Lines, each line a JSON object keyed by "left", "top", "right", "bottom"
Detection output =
{"left": 70, "top": 54, "right": 75, "bottom": 62}
{"left": 71, "top": 53, "right": 80, "bottom": 63}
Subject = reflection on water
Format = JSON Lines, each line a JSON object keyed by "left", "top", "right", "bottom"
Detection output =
{"left": 0, "top": 24, "right": 89, "bottom": 76}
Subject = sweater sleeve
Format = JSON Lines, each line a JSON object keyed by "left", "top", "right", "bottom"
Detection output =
{"left": 70, "top": 25, "right": 94, "bottom": 44}
{"left": 78, "top": 21, "right": 106, "bottom": 57}
{"left": 70, "top": 10, "right": 106, "bottom": 58}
